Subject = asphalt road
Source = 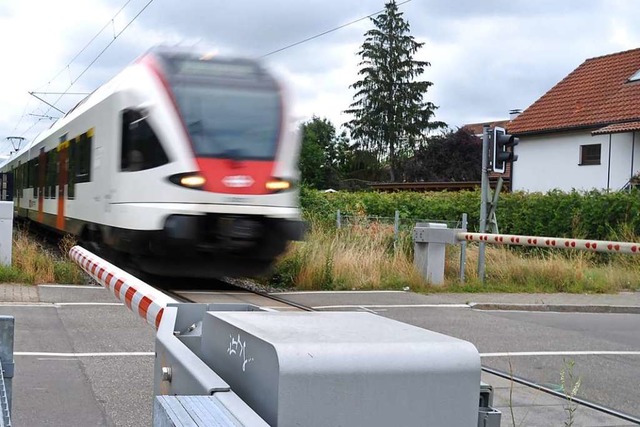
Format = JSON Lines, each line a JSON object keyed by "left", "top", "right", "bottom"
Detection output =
{"left": 278, "top": 291, "right": 640, "bottom": 420}
{"left": 4, "top": 286, "right": 640, "bottom": 425}
{"left": 315, "top": 304, "right": 640, "bottom": 419}
{"left": 6, "top": 286, "right": 155, "bottom": 427}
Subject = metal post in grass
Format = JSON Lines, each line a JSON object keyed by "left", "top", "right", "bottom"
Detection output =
{"left": 337, "top": 209, "right": 342, "bottom": 229}
{"left": 394, "top": 210, "right": 400, "bottom": 248}
{"left": 459, "top": 213, "right": 467, "bottom": 282}
{"left": 478, "top": 125, "right": 490, "bottom": 283}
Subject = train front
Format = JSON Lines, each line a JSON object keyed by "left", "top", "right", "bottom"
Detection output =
{"left": 132, "top": 48, "right": 305, "bottom": 278}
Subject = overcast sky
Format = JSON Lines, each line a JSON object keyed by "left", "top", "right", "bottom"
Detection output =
{"left": 1, "top": 0, "right": 639, "bottom": 155}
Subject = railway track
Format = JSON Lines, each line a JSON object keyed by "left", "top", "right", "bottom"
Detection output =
{"left": 68, "top": 245, "right": 640, "bottom": 425}
{"left": 161, "top": 278, "right": 313, "bottom": 312}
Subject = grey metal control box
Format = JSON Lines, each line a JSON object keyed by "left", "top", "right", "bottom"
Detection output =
{"left": 200, "top": 311, "right": 481, "bottom": 427}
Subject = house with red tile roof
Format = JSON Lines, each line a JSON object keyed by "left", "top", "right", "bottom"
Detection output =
{"left": 508, "top": 47, "right": 640, "bottom": 192}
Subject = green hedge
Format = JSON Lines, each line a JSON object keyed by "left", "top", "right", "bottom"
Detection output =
{"left": 300, "top": 188, "right": 640, "bottom": 240}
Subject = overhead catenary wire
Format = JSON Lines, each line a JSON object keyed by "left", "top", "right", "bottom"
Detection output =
{"left": 29, "top": 92, "right": 91, "bottom": 96}
{"left": 261, "top": 0, "right": 413, "bottom": 58}
{"left": 38, "top": 0, "right": 135, "bottom": 91}
{"left": 15, "top": 0, "right": 407, "bottom": 141}
{"left": 10, "top": 0, "right": 135, "bottom": 142}
{"left": 19, "top": 0, "right": 157, "bottom": 138}
{"left": 48, "top": 0, "right": 157, "bottom": 112}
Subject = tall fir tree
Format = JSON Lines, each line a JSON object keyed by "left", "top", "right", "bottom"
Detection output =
{"left": 344, "top": 0, "right": 445, "bottom": 182}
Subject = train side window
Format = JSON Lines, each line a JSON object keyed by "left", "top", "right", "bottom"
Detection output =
{"left": 12, "top": 166, "right": 16, "bottom": 198}
{"left": 15, "top": 163, "right": 21, "bottom": 197}
{"left": 121, "top": 109, "right": 169, "bottom": 172}
{"left": 46, "top": 149, "right": 57, "bottom": 199}
{"left": 68, "top": 138, "right": 76, "bottom": 199}
{"left": 33, "top": 158, "right": 39, "bottom": 198}
{"left": 25, "top": 160, "right": 33, "bottom": 188}
{"left": 44, "top": 152, "right": 49, "bottom": 199}
{"left": 76, "top": 133, "right": 91, "bottom": 183}
{"left": 45, "top": 151, "right": 50, "bottom": 198}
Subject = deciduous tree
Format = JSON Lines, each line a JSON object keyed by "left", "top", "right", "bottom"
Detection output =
{"left": 402, "top": 128, "right": 481, "bottom": 182}
{"left": 299, "top": 116, "right": 350, "bottom": 189}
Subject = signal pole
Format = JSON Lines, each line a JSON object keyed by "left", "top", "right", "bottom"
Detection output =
{"left": 478, "top": 125, "right": 489, "bottom": 282}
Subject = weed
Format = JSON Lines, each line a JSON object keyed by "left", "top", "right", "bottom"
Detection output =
{"left": 560, "top": 359, "right": 582, "bottom": 426}
{"left": 58, "top": 234, "right": 77, "bottom": 259}
{"left": 4, "top": 229, "right": 85, "bottom": 285}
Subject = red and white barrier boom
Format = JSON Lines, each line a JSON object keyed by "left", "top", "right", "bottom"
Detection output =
{"left": 69, "top": 246, "right": 176, "bottom": 328}
{"left": 457, "top": 232, "right": 640, "bottom": 255}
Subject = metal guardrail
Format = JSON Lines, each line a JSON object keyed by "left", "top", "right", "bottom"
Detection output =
{"left": 0, "top": 359, "right": 10, "bottom": 427}
{"left": 0, "top": 316, "right": 14, "bottom": 427}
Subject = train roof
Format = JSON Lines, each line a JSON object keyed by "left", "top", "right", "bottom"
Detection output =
{"left": 1, "top": 46, "right": 272, "bottom": 169}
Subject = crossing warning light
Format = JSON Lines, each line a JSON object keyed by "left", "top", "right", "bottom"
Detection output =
{"left": 493, "top": 127, "right": 519, "bottom": 173}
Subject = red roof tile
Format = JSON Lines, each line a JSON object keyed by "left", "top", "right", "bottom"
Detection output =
{"left": 592, "top": 120, "right": 640, "bottom": 135}
{"left": 462, "top": 120, "right": 511, "bottom": 136}
{"left": 508, "top": 48, "right": 640, "bottom": 135}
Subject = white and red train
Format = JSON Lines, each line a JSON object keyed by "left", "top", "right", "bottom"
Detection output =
{"left": 1, "top": 46, "right": 305, "bottom": 278}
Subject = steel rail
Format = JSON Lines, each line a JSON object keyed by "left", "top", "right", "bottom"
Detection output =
{"left": 481, "top": 366, "right": 640, "bottom": 425}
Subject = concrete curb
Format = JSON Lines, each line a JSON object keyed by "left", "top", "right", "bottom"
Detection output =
{"left": 469, "top": 303, "right": 640, "bottom": 314}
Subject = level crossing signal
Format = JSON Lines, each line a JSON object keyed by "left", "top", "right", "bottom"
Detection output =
{"left": 492, "top": 127, "right": 518, "bottom": 173}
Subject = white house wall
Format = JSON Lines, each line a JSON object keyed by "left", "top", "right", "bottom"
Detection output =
{"left": 512, "top": 130, "right": 638, "bottom": 192}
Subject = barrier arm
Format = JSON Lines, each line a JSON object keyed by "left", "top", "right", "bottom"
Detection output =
{"left": 69, "top": 246, "right": 176, "bottom": 329}
{"left": 458, "top": 232, "right": 640, "bottom": 255}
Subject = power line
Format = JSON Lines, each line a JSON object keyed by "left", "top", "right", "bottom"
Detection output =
{"left": 261, "top": 0, "right": 413, "bottom": 58}
{"left": 29, "top": 92, "right": 90, "bottom": 96}
{"left": 12, "top": 0, "right": 134, "bottom": 141}
{"left": 28, "top": 92, "right": 65, "bottom": 114}
{"left": 20, "top": 0, "right": 157, "bottom": 137}
{"left": 28, "top": 113, "right": 59, "bottom": 120}
{"left": 48, "top": 0, "right": 157, "bottom": 112}
{"left": 39, "top": 0, "right": 134, "bottom": 90}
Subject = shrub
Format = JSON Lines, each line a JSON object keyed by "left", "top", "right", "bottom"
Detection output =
{"left": 301, "top": 188, "right": 640, "bottom": 240}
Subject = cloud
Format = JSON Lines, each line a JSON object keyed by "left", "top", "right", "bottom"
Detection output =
{"left": 1, "top": 0, "right": 640, "bottom": 154}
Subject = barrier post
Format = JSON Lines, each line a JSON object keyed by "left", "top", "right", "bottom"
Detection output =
{"left": 414, "top": 223, "right": 447, "bottom": 285}
{"left": 459, "top": 213, "right": 468, "bottom": 282}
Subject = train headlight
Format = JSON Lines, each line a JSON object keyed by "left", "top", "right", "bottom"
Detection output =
{"left": 265, "top": 179, "right": 292, "bottom": 192}
{"left": 169, "top": 173, "right": 206, "bottom": 189}
{"left": 181, "top": 175, "right": 206, "bottom": 187}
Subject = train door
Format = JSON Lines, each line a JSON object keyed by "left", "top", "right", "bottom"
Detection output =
{"left": 37, "top": 148, "right": 46, "bottom": 223}
{"left": 57, "top": 143, "right": 68, "bottom": 230}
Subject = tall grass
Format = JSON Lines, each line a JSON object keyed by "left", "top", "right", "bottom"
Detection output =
{"left": 268, "top": 218, "right": 640, "bottom": 293}
{"left": 270, "top": 218, "right": 425, "bottom": 291}
{"left": 0, "top": 228, "right": 86, "bottom": 285}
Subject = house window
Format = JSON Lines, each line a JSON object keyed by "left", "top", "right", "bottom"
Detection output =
{"left": 580, "top": 144, "right": 601, "bottom": 165}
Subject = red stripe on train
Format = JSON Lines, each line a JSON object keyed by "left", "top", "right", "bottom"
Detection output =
{"left": 195, "top": 158, "right": 275, "bottom": 195}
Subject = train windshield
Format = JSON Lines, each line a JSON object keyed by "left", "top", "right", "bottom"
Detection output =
{"left": 172, "top": 84, "right": 281, "bottom": 160}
